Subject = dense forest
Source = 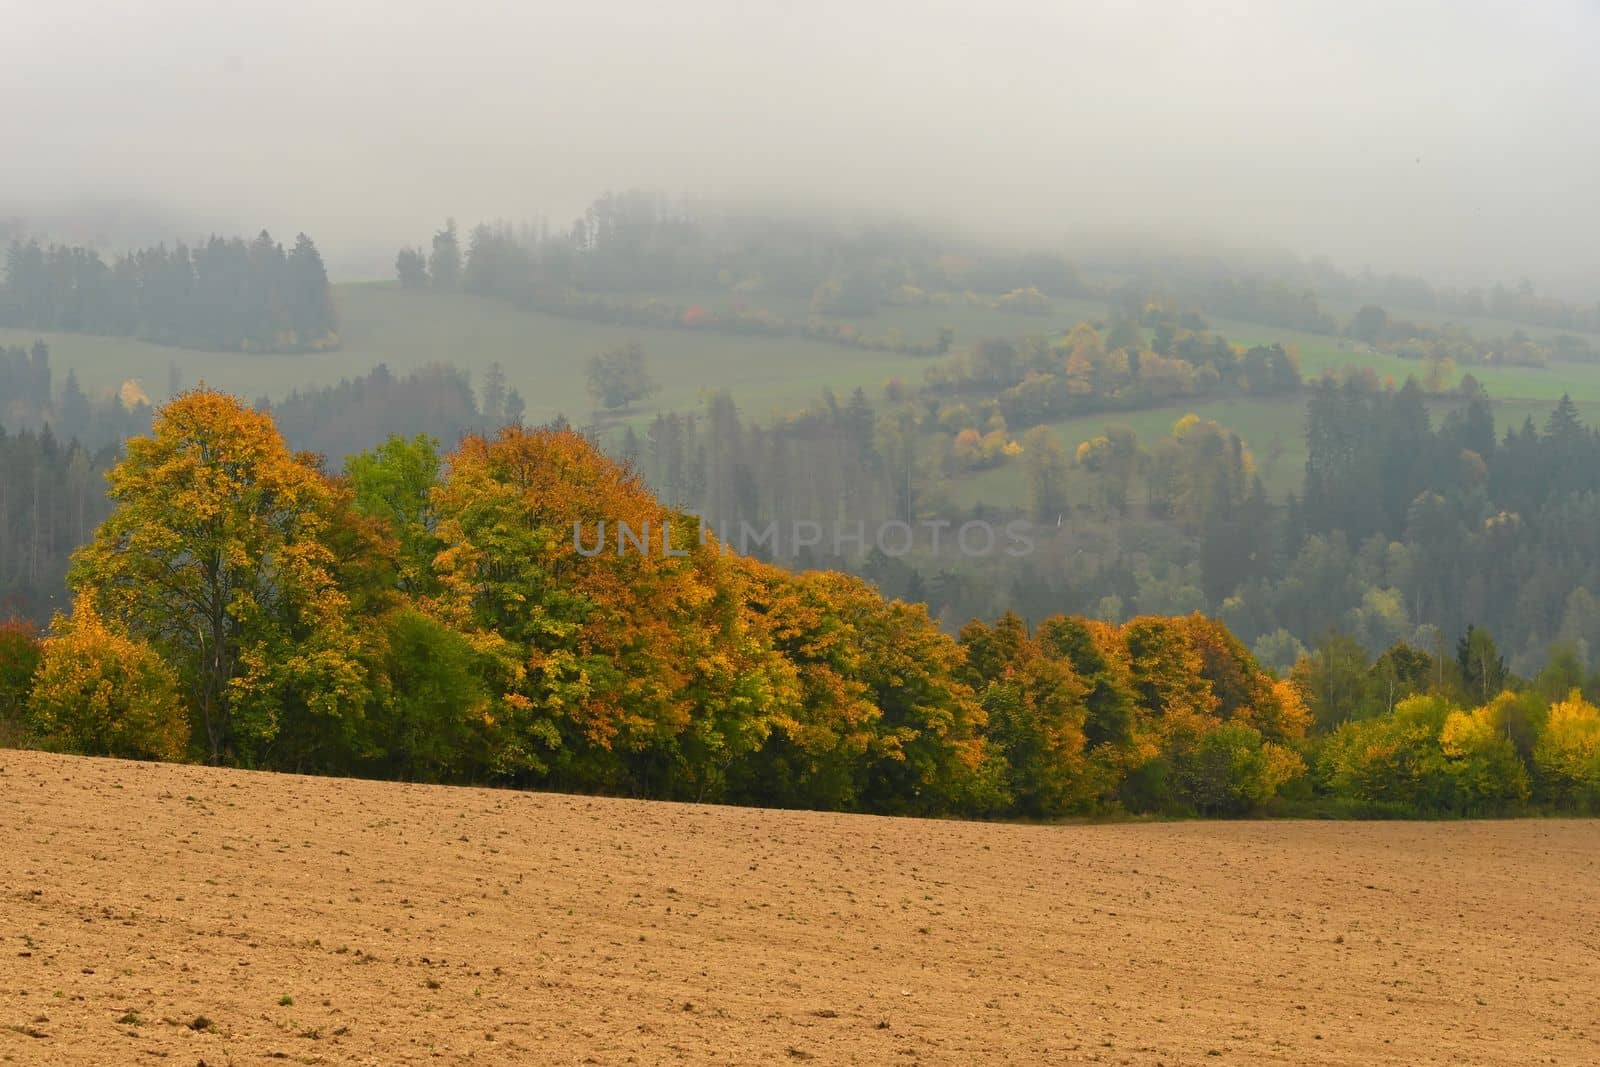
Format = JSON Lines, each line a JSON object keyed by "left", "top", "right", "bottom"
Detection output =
{"left": 1, "top": 230, "right": 338, "bottom": 352}
{"left": 617, "top": 358, "right": 1600, "bottom": 681}
{"left": 2, "top": 391, "right": 1597, "bottom": 820}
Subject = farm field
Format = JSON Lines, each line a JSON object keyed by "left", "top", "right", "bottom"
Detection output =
{"left": 2, "top": 749, "right": 1597, "bottom": 1066}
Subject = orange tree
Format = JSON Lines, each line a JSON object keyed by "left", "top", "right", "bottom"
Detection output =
{"left": 429, "top": 426, "right": 794, "bottom": 798}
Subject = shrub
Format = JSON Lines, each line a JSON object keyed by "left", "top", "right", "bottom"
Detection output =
{"left": 1317, "top": 694, "right": 1455, "bottom": 811}
{"left": 1173, "top": 723, "right": 1304, "bottom": 816}
{"left": 26, "top": 600, "right": 188, "bottom": 760}
{"left": 1534, "top": 690, "right": 1600, "bottom": 808}
{"left": 0, "top": 619, "right": 42, "bottom": 744}
{"left": 1439, "top": 699, "right": 1531, "bottom": 810}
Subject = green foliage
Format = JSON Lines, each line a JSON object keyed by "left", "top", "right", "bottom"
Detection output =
{"left": 1317, "top": 690, "right": 1536, "bottom": 814}
{"left": 1172, "top": 723, "right": 1292, "bottom": 816}
{"left": 1318, "top": 694, "right": 1457, "bottom": 811}
{"left": 0, "top": 619, "right": 41, "bottom": 743}
{"left": 585, "top": 340, "right": 657, "bottom": 411}
{"left": 346, "top": 434, "right": 443, "bottom": 594}
{"left": 358, "top": 608, "right": 494, "bottom": 782}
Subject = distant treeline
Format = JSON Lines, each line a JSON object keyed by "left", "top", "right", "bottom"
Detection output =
{"left": 0, "top": 424, "right": 115, "bottom": 621}
{"left": 397, "top": 193, "right": 1600, "bottom": 350}
{"left": 924, "top": 316, "right": 1302, "bottom": 427}
{"left": 1, "top": 231, "right": 338, "bottom": 352}
{"left": 1312, "top": 263, "right": 1600, "bottom": 336}
{"left": 395, "top": 194, "right": 1087, "bottom": 313}
{"left": 1343, "top": 303, "right": 1593, "bottom": 366}
{"left": 262, "top": 362, "right": 521, "bottom": 463}
{"left": 625, "top": 360, "right": 1600, "bottom": 682}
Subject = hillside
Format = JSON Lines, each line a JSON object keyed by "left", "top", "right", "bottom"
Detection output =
{"left": 7, "top": 283, "right": 1599, "bottom": 501}
{"left": 3, "top": 749, "right": 1596, "bottom": 1065}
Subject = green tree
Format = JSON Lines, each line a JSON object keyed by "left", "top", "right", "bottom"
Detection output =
{"left": 395, "top": 246, "right": 428, "bottom": 289}
{"left": 585, "top": 341, "right": 657, "bottom": 411}
{"left": 358, "top": 608, "right": 493, "bottom": 782}
{"left": 1291, "top": 632, "right": 1372, "bottom": 730}
{"left": 429, "top": 219, "right": 461, "bottom": 291}
{"left": 1456, "top": 625, "right": 1508, "bottom": 704}
{"left": 0, "top": 619, "right": 41, "bottom": 741}
{"left": 286, "top": 233, "right": 337, "bottom": 344}
{"left": 345, "top": 434, "right": 443, "bottom": 595}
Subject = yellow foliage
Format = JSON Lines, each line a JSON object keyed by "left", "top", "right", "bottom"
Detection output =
{"left": 27, "top": 598, "right": 188, "bottom": 760}
{"left": 1535, "top": 690, "right": 1600, "bottom": 801}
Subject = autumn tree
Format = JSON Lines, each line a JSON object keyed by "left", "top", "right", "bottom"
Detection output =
{"left": 1533, "top": 690, "right": 1600, "bottom": 808}
{"left": 26, "top": 598, "right": 187, "bottom": 760}
{"left": 960, "top": 617, "right": 1096, "bottom": 816}
{"left": 430, "top": 426, "right": 792, "bottom": 798}
{"left": 1439, "top": 697, "right": 1531, "bottom": 809}
{"left": 69, "top": 390, "right": 367, "bottom": 764}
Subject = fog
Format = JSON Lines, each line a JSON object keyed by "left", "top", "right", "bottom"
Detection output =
{"left": 6, "top": 0, "right": 1597, "bottom": 293}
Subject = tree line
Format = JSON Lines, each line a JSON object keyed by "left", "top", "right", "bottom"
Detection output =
{"left": 0, "top": 391, "right": 1286, "bottom": 819}
{"left": 2, "top": 231, "right": 337, "bottom": 352}
{"left": 1, "top": 391, "right": 1596, "bottom": 817}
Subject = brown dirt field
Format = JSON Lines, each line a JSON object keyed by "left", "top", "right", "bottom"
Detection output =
{"left": 1, "top": 750, "right": 1596, "bottom": 1066}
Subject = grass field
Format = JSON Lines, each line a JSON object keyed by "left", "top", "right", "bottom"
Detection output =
{"left": 0, "top": 286, "right": 948, "bottom": 427}
{"left": 3, "top": 749, "right": 1597, "bottom": 1065}
{"left": 5, "top": 284, "right": 1595, "bottom": 502}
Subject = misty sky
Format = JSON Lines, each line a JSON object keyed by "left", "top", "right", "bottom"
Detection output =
{"left": 6, "top": 0, "right": 1598, "bottom": 293}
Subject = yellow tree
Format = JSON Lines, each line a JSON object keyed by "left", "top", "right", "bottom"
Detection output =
{"left": 69, "top": 390, "right": 365, "bottom": 764}
{"left": 27, "top": 597, "right": 188, "bottom": 760}
{"left": 1534, "top": 690, "right": 1600, "bottom": 807}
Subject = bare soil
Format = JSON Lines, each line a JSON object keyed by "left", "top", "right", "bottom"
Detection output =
{"left": 1, "top": 749, "right": 1596, "bottom": 1065}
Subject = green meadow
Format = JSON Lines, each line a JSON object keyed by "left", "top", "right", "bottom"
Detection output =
{"left": 4, "top": 282, "right": 1594, "bottom": 509}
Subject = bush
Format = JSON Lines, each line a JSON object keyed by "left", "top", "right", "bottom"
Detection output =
{"left": 1317, "top": 694, "right": 1455, "bottom": 811}
{"left": 0, "top": 619, "right": 41, "bottom": 745}
{"left": 26, "top": 600, "right": 188, "bottom": 760}
{"left": 1173, "top": 723, "right": 1304, "bottom": 816}
{"left": 1534, "top": 690, "right": 1600, "bottom": 809}
{"left": 1439, "top": 698, "right": 1531, "bottom": 810}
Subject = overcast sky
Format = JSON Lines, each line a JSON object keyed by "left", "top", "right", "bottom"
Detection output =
{"left": 6, "top": 0, "right": 1597, "bottom": 293}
